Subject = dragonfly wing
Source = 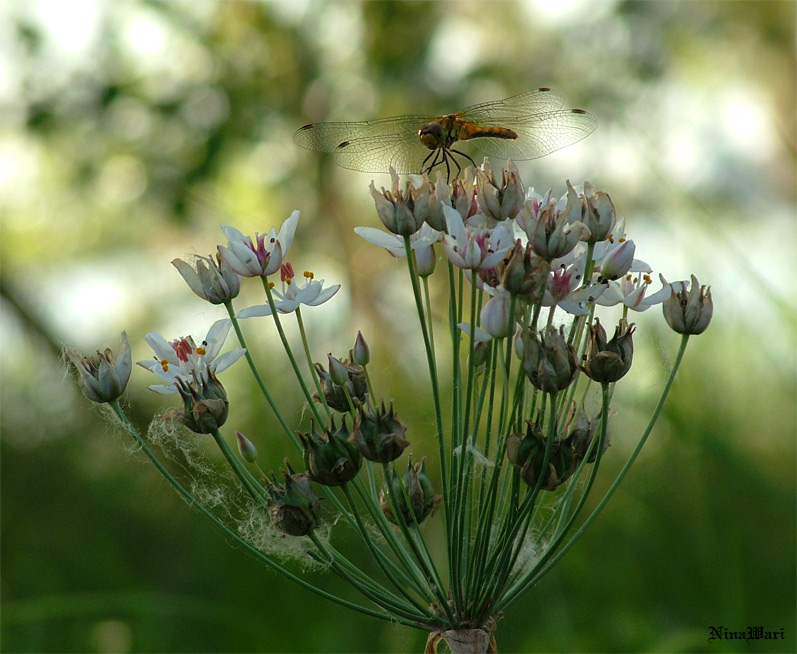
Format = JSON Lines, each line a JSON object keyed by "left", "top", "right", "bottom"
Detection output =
{"left": 464, "top": 109, "right": 597, "bottom": 161}
{"left": 457, "top": 88, "right": 566, "bottom": 122}
{"left": 293, "top": 115, "right": 433, "bottom": 173}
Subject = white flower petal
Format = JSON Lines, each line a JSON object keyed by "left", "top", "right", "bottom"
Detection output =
{"left": 237, "top": 304, "right": 274, "bottom": 318}
{"left": 147, "top": 383, "right": 179, "bottom": 395}
{"left": 457, "top": 322, "right": 493, "bottom": 342}
{"left": 213, "top": 348, "right": 247, "bottom": 374}
{"left": 276, "top": 210, "right": 300, "bottom": 256}
{"left": 354, "top": 226, "right": 404, "bottom": 250}
{"left": 306, "top": 284, "right": 340, "bottom": 306}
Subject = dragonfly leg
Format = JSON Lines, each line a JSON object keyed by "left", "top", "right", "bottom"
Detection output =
{"left": 449, "top": 147, "right": 477, "bottom": 173}
{"left": 422, "top": 148, "right": 446, "bottom": 176}
{"left": 449, "top": 151, "right": 463, "bottom": 180}
{"left": 421, "top": 148, "right": 437, "bottom": 173}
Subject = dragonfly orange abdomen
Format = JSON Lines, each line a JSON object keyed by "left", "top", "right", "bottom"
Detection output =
{"left": 455, "top": 120, "right": 518, "bottom": 142}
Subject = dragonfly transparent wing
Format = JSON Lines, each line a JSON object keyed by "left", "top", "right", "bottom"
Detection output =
{"left": 293, "top": 115, "right": 435, "bottom": 174}
{"left": 456, "top": 88, "right": 596, "bottom": 161}
{"left": 457, "top": 87, "right": 566, "bottom": 121}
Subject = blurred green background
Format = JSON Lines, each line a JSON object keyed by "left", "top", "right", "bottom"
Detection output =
{"left": 1, "top": 0, "right": 794, "bottom": 652}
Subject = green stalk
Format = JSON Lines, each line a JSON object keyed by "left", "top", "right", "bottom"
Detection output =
{"left": 259, "top": 278, "right": 325, "bottom": 425}
{"left": 294, "top": 307, "right": 332, "bottom": 417}
{"left": 223, "top": 301, "right": 300, "bottom": 452}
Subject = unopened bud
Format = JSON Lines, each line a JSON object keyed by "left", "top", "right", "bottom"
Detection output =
{"left": 235, "top": 430, "right": 258, "bottom": 462}
{"left": 599, "top": 239, "right": 635, "bottom": 280}
{"left": 352, "top": 331, "right": 370, "bottom": 366}
{"left": 327, "top": 354, "right": 349, "bottom": 386}
{"left": 415, "top": 244, "right": 437, "bottom": 277}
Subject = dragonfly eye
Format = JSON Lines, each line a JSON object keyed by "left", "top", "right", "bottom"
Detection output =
{"left": 418, "top": 122, "right": 444, "bottom": 150}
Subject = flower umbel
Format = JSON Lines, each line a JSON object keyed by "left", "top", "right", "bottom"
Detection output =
{"left": 69, "top": 159, "right": 711, "bottom": 650}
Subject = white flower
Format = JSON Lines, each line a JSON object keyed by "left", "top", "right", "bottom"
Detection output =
{"left": 596, "top": 272, "right": 672, "bottom": 312}
{"left": 440, "top": 204, "right": 514, "bottom": 270}
{"left": 237, "top": 268, "right": 340, "bottom": 318}
{"left": 354, "top": 222, "right": 441, "bottom": 257}
{"left": 137, "top": 319, "right": 246, "bottom": 394}
{"left": 544, "top": 265, "right": 608, "bottom": 316}
{"left": 217, "top": 210, "right": 300, "bottom": 277}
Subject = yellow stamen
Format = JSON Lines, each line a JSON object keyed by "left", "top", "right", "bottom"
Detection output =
{"left": 304, "top": 270, "right": 314, "bottom": 280}
{"left": 196, "top": 347, "right": 206, "bottom": 355}
{"left": 160, "top": 359, "right": 169, "bottom": 372}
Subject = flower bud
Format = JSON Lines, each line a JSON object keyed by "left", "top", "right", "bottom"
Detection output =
{"left": 235, "top": 430, "right": 258, "bottom": 462}
{"left": 470, "top": 341, "right": 491, "bottom": 373}
{"left": 415, "top": 244, "right": 437, "bottom": 277}
{"left": 299, "top": 418, "right": 362, "bottom": 486}
{"left": 65, "top": 332, "right": 132, "bottom": 403}
{"left": 480, "top": 294, "right": 513, "bottom": 339}
{"left": 599, "top": 239, "right": 635, "bottom": 281}
{"left": 313, "top": 356, "right": 367, "bottom": 412}
{"left": 172, "top": 369, "right": 229, "bottom": 434}
{"left": 327, "top": 354, "right": 349, "bottom": 387}
{"left": 351, "top": 400, "right": 410, "bottom": 463}
{"left": 662, "top": 274, "right": 713, "bottom": 335}
{"left": 521, "top": 326, "right": 578, "bottom": 393}
{"left": 172, "top": 253, "right": 241, "bottom": 304}
{"left": 381, "top": 457, "right": 442, "bottom": 525}
{"left": 266, "top": 461, "right": 322, "bottom": 536}
{"left": 352, "top": 331, "right": 370, "bottom": 366}
{"left": 581, "top": 318, "right": 635, "bottom": 383}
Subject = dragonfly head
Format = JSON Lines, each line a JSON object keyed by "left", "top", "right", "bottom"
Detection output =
{"left": 418, "top": 122, "right": 445, "bottom": 151}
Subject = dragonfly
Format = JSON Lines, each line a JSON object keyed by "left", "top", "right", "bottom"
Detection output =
{"left": 293, "top": 87, "right": 597, "bottom": 180}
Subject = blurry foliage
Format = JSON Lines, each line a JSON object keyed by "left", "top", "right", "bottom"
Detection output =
{"left": 1, "top": 1, "right": 795, "bottom": 652}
